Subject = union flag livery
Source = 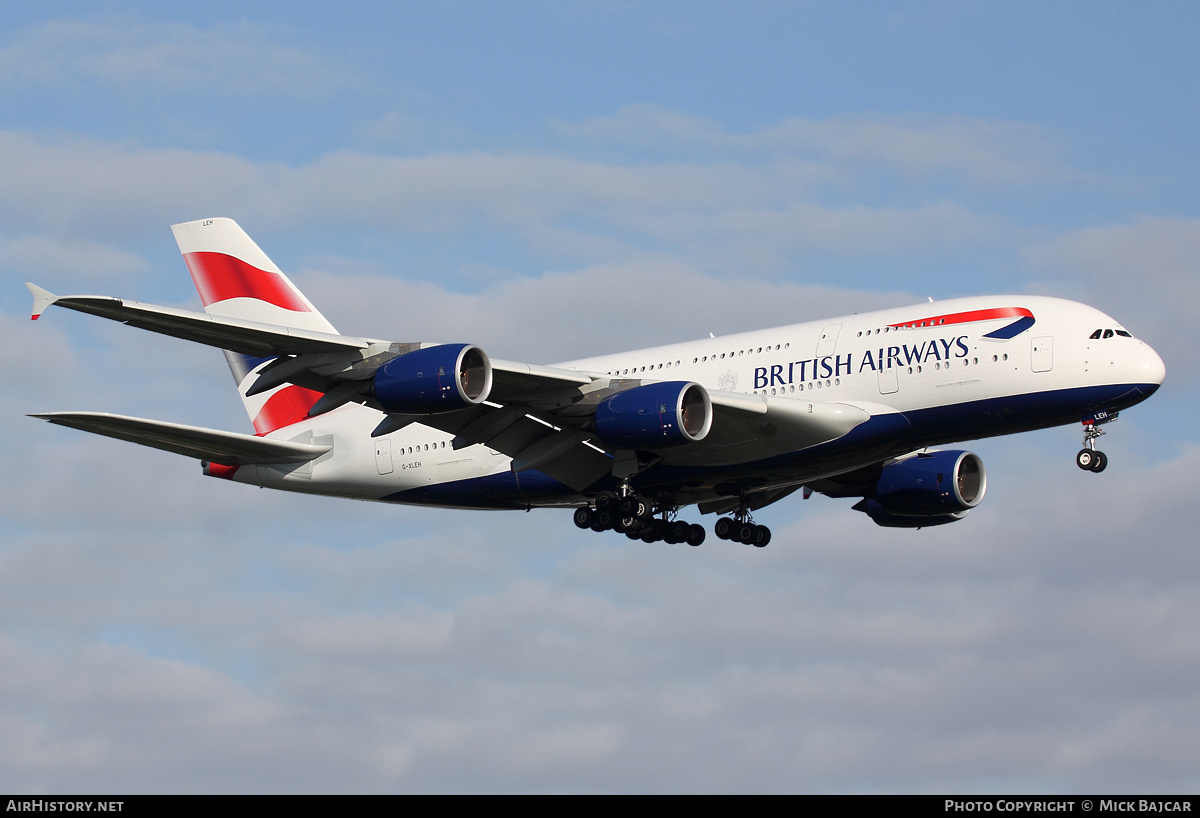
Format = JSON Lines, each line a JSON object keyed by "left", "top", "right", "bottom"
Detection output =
{"left": 28, "top": 218, "right": 1165, "bottom": 546}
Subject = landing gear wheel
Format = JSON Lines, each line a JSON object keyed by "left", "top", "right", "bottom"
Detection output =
{"left": 1090, "top": 450, "right": 1108, "bottom": 473}
{"left": 686, "top": 524, "right": 706, "bottom": 547}
{"left": 595, "top": 491, "right": 619, "bottom": 512}
{"left": 619, "top": 495, "right": 651, "bottom": 519}
{"left": 666, "top": 520, "right": 690, "bottom": 544}
{"left": 737, "top": 523, "right": 757, "bottom": 544}
{"left": 714, "top": 518, "right": 735, "bottom": 540}
{"left": 1076, "top": 449, "right": 1096, "bottom": 471}
{"left": 573, "top": 507, "right": 593, "bottom": 529}
{"left": 752, "top": 525, "right": 771, "bottom": 548}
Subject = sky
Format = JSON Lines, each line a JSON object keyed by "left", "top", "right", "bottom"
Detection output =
{"left": 1, "top": 1, "right": 1198, "bottom": 793}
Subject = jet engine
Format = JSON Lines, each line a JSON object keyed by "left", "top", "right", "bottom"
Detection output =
{"left": 370, "top": 343, "right": 492, "bottom": 414}
{"left": 855, "top": 450, "right": 986, "bottom": 527}
{"left": 595, "top": 381, "right": 712, "bottom": 448}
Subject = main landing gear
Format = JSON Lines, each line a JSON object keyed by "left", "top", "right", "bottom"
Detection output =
{"left": 714, "top": 512, "right": 772, "bottom": 547}
{"left": 1076, "top": 416, "right": 1111, "bottom": 473}
{"left": 573, "top": 491, "right": 706, "bottom": 546}
{"left": 578, "top": 486, "right": 782, "bottom": 544}
{"left": 574, "top": 491, "right": 774, "bottom": 547}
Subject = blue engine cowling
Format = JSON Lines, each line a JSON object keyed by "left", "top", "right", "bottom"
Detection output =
{"left": 854, "top": 499, "right": 970, "bottom": 528}
{"left": 595, "top": 381, "right": 712, "bottom": 448}
{"left": 856, "top": 450, "right": 987, "bottom": 527}
{"left": 372, "top": 344, "right": 492, "bottom": 414}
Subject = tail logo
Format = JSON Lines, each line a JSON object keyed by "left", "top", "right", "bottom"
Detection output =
{"left": 182, "top": 252, "right": 312, "bottom": 312}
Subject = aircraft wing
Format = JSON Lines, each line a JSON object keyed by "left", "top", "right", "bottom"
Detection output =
{"left": 489, "top": 359, "right": 594, "bottom": 400}
{"left": 28, "top": 283, "right": 598, "bottom": 400}
{"left": 27, "top": 283, "right": 371, "bottom": 356}
{"left": 30, "top": 412, "right": 330, "bottom": 466}
{"left": 383, "top": 388, "right": 877, "bottom": 492}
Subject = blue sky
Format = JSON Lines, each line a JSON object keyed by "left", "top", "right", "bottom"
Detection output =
{"left": 2, "top": 2, "right": 1198, "bottom": 793}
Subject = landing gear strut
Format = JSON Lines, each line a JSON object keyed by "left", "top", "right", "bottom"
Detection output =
{"left": 1076, "top": 417, "right": 1110, "bottom": 473}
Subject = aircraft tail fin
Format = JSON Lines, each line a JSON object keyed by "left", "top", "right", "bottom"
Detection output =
{"left": 171, "top": 218, "right": 335, "bottom": 435}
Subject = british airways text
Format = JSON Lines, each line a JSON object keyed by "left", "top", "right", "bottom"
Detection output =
{"left": 754, "top": 335, "right": 971, "bottom": 389}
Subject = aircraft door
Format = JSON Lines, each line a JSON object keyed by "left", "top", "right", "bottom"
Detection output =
{"left": 375, "top": 438, "right": 394, "bottom": 474}
{"left": 1032, "top": 336, "right": 1053, "bottom": 373}
{"left": 816, "top": 324, "right": 842, "bottom": 357}
{"left": 878, "top": 363, "right": 899, "bottom": 395}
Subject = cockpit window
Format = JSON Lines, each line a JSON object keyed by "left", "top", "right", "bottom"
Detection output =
{"left": 1089, "top": 329, "right": 1102, "bottom": 339}
{"left": 1115, "top": 329, "right": 1132, "bottom": 337}
{"left": 1103, "top": 329, "right": 1114, "bottom": 339}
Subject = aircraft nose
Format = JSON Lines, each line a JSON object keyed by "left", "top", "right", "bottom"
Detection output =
{"left": 1137, "top": 342, "right": 1166, "bottom": 388}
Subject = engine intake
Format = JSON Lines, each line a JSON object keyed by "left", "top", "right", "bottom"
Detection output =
{"left": 371, "top": 343, "right": 492, "bottom": 414}
{"left": 595, "top": 381, "right": 712, "bottom": 448}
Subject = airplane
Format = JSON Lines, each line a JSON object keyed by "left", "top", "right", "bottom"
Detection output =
{"left": 27, "top": 218, "right": 1165, "bottom": 547}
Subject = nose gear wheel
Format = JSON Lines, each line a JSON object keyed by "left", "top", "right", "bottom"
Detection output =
{"left": 1076, "top": 419, "right": 1109, "bottom": 473}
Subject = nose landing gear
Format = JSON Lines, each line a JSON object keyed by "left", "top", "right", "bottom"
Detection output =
{"left": 1076, "top": 414, "right": 1114, "bottom": 473}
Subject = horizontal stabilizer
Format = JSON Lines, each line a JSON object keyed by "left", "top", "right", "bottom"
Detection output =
{"left": 30, "top": 412, "right": 331, "bottom": 466}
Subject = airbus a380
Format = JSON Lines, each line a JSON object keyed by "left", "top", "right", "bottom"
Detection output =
{"left": 28, "top": 218, "right": 1165, "bottom": 546}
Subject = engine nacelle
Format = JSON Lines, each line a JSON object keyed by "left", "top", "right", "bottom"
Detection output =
{"left": 595, "top": 381, "right": 712, "bottom": 448}
{"left": 855, "top": 499, "right": 970, "bottom": 528}
{"left": 371, "top": 343, "right": 492, "bottom": 414}
{"left": 871, "top": 449, "right": 987, "bottom": 517}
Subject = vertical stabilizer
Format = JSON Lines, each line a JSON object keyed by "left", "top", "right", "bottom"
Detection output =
{"left": 171, "top": 218, "right": 334, "bottom": 435}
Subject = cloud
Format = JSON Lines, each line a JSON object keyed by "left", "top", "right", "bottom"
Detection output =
{"left": 0, "top": 235, "right": 148, "bottom": 281}
{"left": 553, "top": 105, "right": 1071, "bottom": 184}
{"left": 0, "top": 18, "right": 356, "bottom": 100}
{"left": 0, "top": 131, "right": 998, "bottom": 275}
{"left": 1, "top": 437, "right": 1197, "bottom": 791}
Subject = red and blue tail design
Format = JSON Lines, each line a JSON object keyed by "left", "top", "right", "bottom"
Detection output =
{"left": 171, "top": 218, "right": 335, "bottom": 435}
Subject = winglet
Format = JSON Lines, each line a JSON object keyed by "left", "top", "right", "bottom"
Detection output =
{"left": 26, "top": 282, "right": 58, "bottom": 320}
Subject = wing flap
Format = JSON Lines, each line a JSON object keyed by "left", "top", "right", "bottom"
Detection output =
{"left": 31, "top": 412, "right": 331, "bottom": 466}
{"left": 660, "top": 392, "right": 873, "bottom": 466}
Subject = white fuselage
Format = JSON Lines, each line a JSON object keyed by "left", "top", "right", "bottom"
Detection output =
{"left": 231, "top": 295, "right": 1165, "bottom": 508}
